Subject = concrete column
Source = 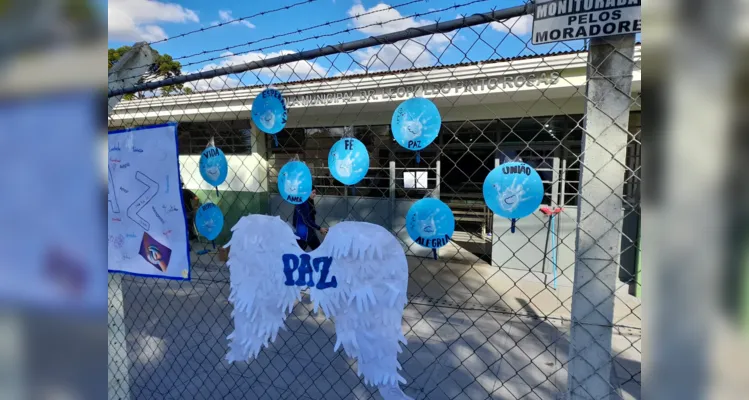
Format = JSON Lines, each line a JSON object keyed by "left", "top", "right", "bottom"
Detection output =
{"left": 108, "top": 42, "right": 156, "bottom": 400}
{"left": 567, "top": 35, "right": 637, "bottom": 400}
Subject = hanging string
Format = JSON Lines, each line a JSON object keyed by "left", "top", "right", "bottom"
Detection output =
{"left": 215, "top": 187, "right": 220, "bottom": 197}
{"left": 273, "top": 135, "right": 279, "bottom": 147}
{"left": 212, "top": 240, "right": 216, "bottom": 249}
{"left": 432, "top": 248, "right": 437, "bottom": 260}
{"left": 511, "top": 218, "right": 517, "bottom": 233}
{"left": 343, "top": 125, "right": 354, "bottom": 138}
{"left": 416, "top": 152, "right": 420, "bottom": 164}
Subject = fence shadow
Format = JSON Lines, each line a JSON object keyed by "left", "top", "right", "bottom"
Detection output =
{"left": 119, "top": 263, "right": 640, "bottom": 400}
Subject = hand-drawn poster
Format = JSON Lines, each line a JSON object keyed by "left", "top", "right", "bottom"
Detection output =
{"left": 108, "top": 123, "right": 190, "bottom": 280}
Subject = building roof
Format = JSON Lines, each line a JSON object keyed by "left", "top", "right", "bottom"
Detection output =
{"left": 196, "top": 43, "right": 642, "bottom": 95}
{"left": 109, "top": 43, "right": 642, "bottom": 126}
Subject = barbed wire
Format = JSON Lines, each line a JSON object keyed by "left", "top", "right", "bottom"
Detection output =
{"left": 170, "top": 0, "right": 432, "bottom": 63}
{"left": 178, "top": 0, "right": 493, "bottom": 70}
{"left": 108, "top": 2, "right": 642, "bottom": 399}
{"left": 147, "top": 0, "right": 317, "bottom": 45}
{"left": 110, "top": 0, "right": 431, "bottom": 80}
{"left": 109, "top": 0, "right": 495, "bottom": 87}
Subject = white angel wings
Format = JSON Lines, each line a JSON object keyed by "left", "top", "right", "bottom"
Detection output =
{"left": 224, "top": 214, "right": 410, "bottom": 390}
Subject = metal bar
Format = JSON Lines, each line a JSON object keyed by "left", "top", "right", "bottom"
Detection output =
{"left": 434, "top": 134, "right": 442, "bottom": 199}
{"left": 567, "top": 34, "right": 637, "bottom": 400}
{"left": 389, "top": 158, "right": 396, "bottom": 232}
{"left": 552, "top": 150, "right": 560, "bottom": 208}
{"left": 542, "top": 215, "right": 551, "bottom": 276}
{"left": 108, "top": 4, "right": 535, "bottom": 97}
{"left": 560, "top": 155, "right": 567, "bottom": 207}
{"left": 551, "top": 214, "right": 558, "bottom": 289}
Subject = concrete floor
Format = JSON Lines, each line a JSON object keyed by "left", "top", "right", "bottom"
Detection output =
{"left": 115, "top": 241, "right": 641, "bottom": 400}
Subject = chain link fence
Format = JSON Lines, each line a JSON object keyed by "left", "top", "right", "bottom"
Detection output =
{"left": 108, "top": 3, "right": 641, "bottom": 399}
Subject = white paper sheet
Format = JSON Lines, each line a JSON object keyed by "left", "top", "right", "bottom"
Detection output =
{"left": 107, "top": 123, "right": 190, "bottom": 280}
{"left": 403, "top": 170, "right": 428, "bottom": 189}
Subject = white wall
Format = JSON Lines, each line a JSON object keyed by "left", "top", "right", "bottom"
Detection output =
{"left": 179, "top": 154, "right": 268, "bottom": 192}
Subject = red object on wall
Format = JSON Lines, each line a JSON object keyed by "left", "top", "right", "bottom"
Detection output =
{"left": 539, "top": 206, "right": 563, "bottom": 216}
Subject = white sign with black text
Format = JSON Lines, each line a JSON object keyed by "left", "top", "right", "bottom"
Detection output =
{"left": 532, "top": 0, "right": 641, "bottom": 45}
{"left": 403, "top": 171, "right": 428, "bottom": 189}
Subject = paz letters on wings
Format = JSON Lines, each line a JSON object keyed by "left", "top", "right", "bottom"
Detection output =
{"left": 224, "top": 215, "right": 412, "bottom": 398}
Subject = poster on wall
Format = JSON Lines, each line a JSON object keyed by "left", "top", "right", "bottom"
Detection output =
{"left": 108, "top": 123, "right": 191, "bottom": 280}
{"left": 403, "top": 170, "right": 428, "bottom": 189}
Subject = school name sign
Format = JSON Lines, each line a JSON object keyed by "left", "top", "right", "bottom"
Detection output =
{"left": 532, "top": 0, "right": 641, "bottom": 45}
{"left": 285, "top": 72, "right": 561, "bottom": 107}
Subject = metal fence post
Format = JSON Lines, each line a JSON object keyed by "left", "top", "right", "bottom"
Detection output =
{"left": 107, "top": 42, "right": 156, "bottom": 400}
{"left": 389, "top": 158, "right": 396, "bottom": 232}
{"left": 567, "top": 35, "right": 637, "bottom": 399}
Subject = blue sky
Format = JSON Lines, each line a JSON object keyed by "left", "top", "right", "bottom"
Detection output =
{"left": 108, "top": 0, "right": 588, "bottom": 91}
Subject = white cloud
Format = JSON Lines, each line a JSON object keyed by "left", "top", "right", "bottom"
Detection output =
{"left": 347, "top": 2, "right": 454, "bottom": 71}
{"left": 108, "top": 0, "right": 199, "bottom": 42}
{"left": 490, "top": 15, "right": 533, "bottom": 36}
{"left": 348, "top": 2, "right": 451, "bottom": 45}
{"left": 331, "top": 67, "right": 367, "bottom": 77}
{"left": 218, "top": 9, "right": 256, "bottom": 29}
{"left": 184, "top": 65, "right": 241, "bottom": 92}
{"left": 220, "top": 50, "right": 328, "bottom": 81}
{"left": 185, "top": 50, "right": 329, "bottom": 92}
{"left": 353, "top": 40, "right": 436, "bottom": 71}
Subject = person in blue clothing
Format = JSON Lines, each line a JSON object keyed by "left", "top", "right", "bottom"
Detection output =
{"left": 294, "top": 186, "right": 327, "bottom": 250}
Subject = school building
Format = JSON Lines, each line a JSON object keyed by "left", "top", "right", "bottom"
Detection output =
{"left": 108, "top": 44, "right": 642, "bottom": 292}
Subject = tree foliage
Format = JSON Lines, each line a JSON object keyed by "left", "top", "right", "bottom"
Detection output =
{"left": 108, "top": 46, "right": 132, "bottom": 69}
{"left": 109, "top": 46, "right": 194, "bottom": 99}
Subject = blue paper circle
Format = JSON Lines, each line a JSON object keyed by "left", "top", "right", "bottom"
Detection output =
{"left": 195, "top": 202, "right": 224, "bottom": 241}
{"left": 199, "top": 147, "right": 228, "bottom": 187}
{"left": 406, "top": 198, "right": 455, "bottom": 249}
{"left": 278, "top": 161, "right": 313, "bottom": 204}
{"left": 252, "top": 88, "right": 288, "bottom": 134}
{"left": 328, "top": 138, "right": 370, "bottom": 186}
{"left": 483, "top": 162, "right": 544, "bottom": 219}
{"left": 391, "top": 97, "right": 441, "bottom": 151}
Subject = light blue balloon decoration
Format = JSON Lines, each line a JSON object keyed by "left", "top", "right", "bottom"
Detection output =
{"left": 195, "top": 202, "right": 224, "bottom": 241}
{"left": 199, "top": 146, "right": 228, "bottom": 193}
{"left": 391, "top": 97, "right": 441, "bottom": 161}
{"left": 252, "top": 88, "right": 288, "bottom": 146}
{"left": 406, "top": 198, "right": 455, "bottom": 259}
{"left": 328, "top": 138, "right": 370, "bottom": 186}
{"left": 483, "top": 161, "right": 544, "bottom": 233}
{"left": 278, "top": 161, "right": 313, "bottom": 205}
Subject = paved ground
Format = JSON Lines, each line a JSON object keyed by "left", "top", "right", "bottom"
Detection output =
{"left": 115, "top": 241, "right": 641, "bottom": 400}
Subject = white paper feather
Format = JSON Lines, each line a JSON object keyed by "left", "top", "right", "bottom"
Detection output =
{"left": 225, "top": 215, "right": 412, "bottom": 399}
